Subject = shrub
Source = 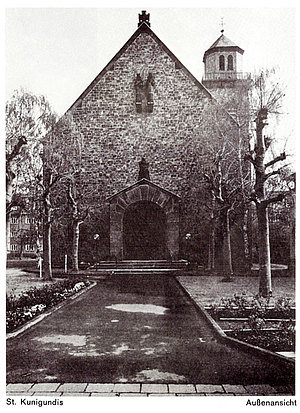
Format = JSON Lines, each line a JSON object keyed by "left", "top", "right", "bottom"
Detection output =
{"left": 209, "top": 293, "right": 294, "bottom": 320}
{"left": 6, "top": 279, "right": 90, "bottom": 333}
{"left": 208, "top": 293, "right": 295, "bottom": 352}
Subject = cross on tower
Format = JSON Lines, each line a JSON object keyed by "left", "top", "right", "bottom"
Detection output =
{"left": 220, "top": 17, "right": 225, "bottom": 33}
{"left": 138, "top": 10, "right": 150, "bottom": 27}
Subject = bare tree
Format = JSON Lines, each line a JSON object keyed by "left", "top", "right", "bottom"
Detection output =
{"left": 191, "top": 102, "right": 251, "bottom": 276}
{"left": 65, "top": 173, "right": 97, "bottom": 272}
{"left": 203, "top": 141, "right": 249, "bottom": 279}
{"left": 38, "top": 114, "right": 83, "bottom": 279}
{"left": 245, "top": 68, "right": 290, "bottom": 297}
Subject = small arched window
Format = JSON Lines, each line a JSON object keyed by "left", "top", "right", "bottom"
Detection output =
{"left": 219, "top": 55, "right": 225, "bottom": 71}
{"left": 228, "top": 55, "right": 234, "bottom": 71}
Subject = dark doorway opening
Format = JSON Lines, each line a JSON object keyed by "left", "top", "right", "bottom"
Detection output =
{"left": 123, "top": 201, "right": 166, "bottom": 260}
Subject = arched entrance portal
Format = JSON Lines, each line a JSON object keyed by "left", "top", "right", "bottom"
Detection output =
{"left": 108, "top": 179, "right": 180, "bottom": 261}
{"left": 123, "top": 201, "right": 166, "bottom": 260}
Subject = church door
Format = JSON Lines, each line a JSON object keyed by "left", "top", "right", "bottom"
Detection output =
{"left": 123, "top": 201, "right": 167, "bottom": 260}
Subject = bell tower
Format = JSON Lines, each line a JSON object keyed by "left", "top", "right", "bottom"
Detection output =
{"left": 202, "top": 28, "right": 251, "bottom": 115}
{"left": 202, "top": 28, "right": 250, "bottom": 89}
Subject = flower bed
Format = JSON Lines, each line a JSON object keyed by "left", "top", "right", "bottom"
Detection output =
{"left": 227, "top": 327, "right": 295, "bottom": 352}
{"left": 6, "top": 279, "right": 90, "bottom": 333}
{"left": 207, "top": 293, "right": 295, "bottom": 353}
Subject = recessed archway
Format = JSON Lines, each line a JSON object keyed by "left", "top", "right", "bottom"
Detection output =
{"left": 123, "top": 201, "right": 167, "bottom": 260}
{"left": 108, "top": 179, "right": 180, "bottom": 261}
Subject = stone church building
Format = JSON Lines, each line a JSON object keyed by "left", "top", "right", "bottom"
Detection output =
{"left": 53, "top": 11, "right": 251, "bottom": 268}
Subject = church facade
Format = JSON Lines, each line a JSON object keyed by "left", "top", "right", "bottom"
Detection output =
{"left": 54, "top": 11, "right": 251, "bottom": 267}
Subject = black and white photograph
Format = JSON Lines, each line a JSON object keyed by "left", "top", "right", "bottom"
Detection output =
{"left": 4, "top": 1, "right": 297, "bottom": 410}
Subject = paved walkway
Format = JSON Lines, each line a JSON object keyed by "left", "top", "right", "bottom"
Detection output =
{"left": 6, "top": 382, "right": 294, "bottom": 397}
{"left": 7, "top": 274, "right": 294, "bottom": 393}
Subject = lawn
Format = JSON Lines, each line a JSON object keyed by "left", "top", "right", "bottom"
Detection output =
{"left": 177, "top": 275, "right": 296, "bottom": 307}
{"left": 6, "top": 268, "right": 57, "bottom": 297}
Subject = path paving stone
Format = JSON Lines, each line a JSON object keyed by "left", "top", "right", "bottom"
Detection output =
{"left": 91, "top": 393, "right": 118, "bottom": 397}
{"left": 148, "top": 393, "right": 175, "bottom": 397}
{"left": 222, "top": 384, "right": 247, "bottom": 394}
{"left": 5, "top": 382, "right": 296, "bottom": 397}
{"left": 212, "top": 394, "right": 235, "bottom": 396}
{"left": 168, "top": 384, "right": 196, "bottom": 393}
{"left": 86, "top": 383, "right": 114, "bottom": 393}
{"left": 57, "top": 383, "right": 88, "bottom": 393}
{"left": 6, "top": 392, "right": 35, "bottom": 396}
{"left": 119, "top": 394, "right": 148, "bottom": 397}
{"left": 113, "top": 384, "right": 141, "bottom": 393}
{"left": 33, "top": 393, "right": 62, "bottom": 396}
{"left": 177, "top": 393, "right": 206, "bottom": 396}
{"left": 244, "top": 384, "right": 276, "bottom": 394}
{"left": 6, "top": 383, "right": 34, "bottom": 392}
{"left": 141, "top": 384, "right": 168, "bottom": 393}
{"left": 61, "top": 393, "right": 90, "bottom": 397}
{"left": 196, "top": 384, "right": 224, "bottom": 394}
{"left": 31, "top": 383, "right": 60, "bottom": 392}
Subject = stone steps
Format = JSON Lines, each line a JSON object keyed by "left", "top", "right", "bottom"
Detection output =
{"left": 88, "top": 260, "right": 188, "bottom": 271}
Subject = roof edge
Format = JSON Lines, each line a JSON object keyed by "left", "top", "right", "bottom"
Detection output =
{"left": 107, "top": 178, "right": 180, "bottom": 202}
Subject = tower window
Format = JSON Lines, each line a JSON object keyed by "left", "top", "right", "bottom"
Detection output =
{"left": 228, "top": 55, "right": 234, "bottom": 70}
{"left": 219, "top": 55, "right": 225, "bottom": 71}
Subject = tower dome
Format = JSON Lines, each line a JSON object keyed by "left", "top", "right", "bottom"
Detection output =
{"left": 202, "top": 30, "right": 248, "bottom": 84}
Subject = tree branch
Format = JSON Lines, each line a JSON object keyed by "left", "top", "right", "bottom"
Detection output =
{"left": 265, "top": 152, "right": 286, "bottom": 168}
{"left": 263, "top": 193, "right": 286, "bottom": 206}
{"left": 264, "top": 166, "right": 287, "bottom": 181}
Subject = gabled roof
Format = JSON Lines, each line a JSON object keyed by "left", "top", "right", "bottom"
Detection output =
{"left": 67, "top": 22, "right": 214, "bottom": 113}
{"left": 107, "top": 178, "right": 180, "bottom": 202}
{"left": 203, "top": 33, "right": 244, "bottom": 62}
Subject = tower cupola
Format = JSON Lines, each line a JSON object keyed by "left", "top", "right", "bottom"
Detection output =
{"left": 202, "top": 30, "right": 249, "bottom": 87}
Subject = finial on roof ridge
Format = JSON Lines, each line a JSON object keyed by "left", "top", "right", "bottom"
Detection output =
{"left": 138, "top": 10, "right": 150, "bottom": 27}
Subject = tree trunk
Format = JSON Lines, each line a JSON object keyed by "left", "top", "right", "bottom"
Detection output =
{"left": 257, "top": 203, "right": 272, "bottom": 297}
{"left": 237, "top": 119, "right": 251, "bottom": 271}
{"left": 6, "top": 179, "right": 13, "bottom": 255}
{"left": 247, "top": 204, "right": 254, "bottom": 268}
{"left": 223, "top": 208, "right": 233, "bottom": 278}
{"left": 242, "top": 208, "right": 251, "bottom": 271}
{"left": 18, "top": 240, "right": 23, "bottom": 260}
{"left": 72, "top": 220, "right": 81, "bottom": 272}
{"left": 254, "top": 110, "right": 272, "bottom": 297}
{"left": 43, "top": 220, "right": 52, "bottom": 280}
{"left": 289, "top": 193, "right": 295, "bottom": 276}
{"left": 43, "top": 195, "right": 52, "bottom": 280}
{"left": 208, "top": 221, "right": 215, "bottom": 271}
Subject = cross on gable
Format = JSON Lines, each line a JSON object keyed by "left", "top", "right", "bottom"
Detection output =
{"left": 138, "top": 10, "right": 150, "bottom": 27}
